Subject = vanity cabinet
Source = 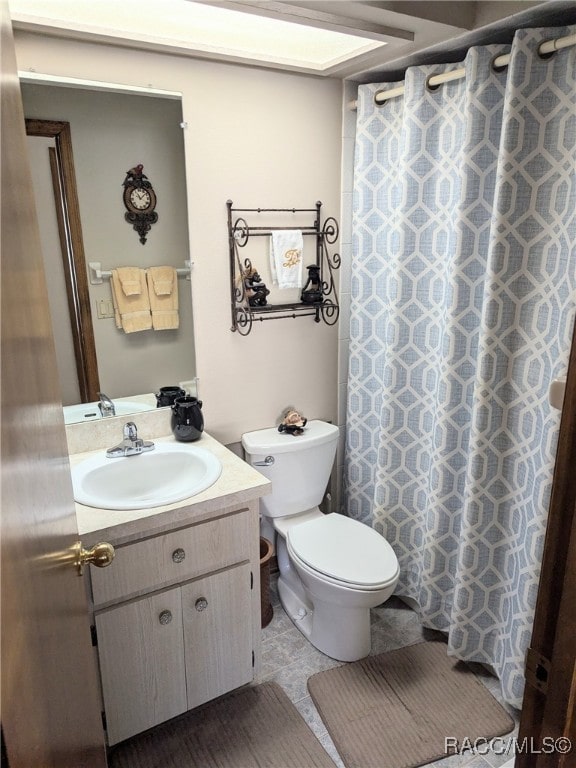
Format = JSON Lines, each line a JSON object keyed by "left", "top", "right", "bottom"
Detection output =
{"left": 89, "top": 505, "right": 260, "bottom": 746}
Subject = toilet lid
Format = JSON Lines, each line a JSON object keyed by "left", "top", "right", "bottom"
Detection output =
{"left": 287, "top": 514, "right": 398, "bottom": 588}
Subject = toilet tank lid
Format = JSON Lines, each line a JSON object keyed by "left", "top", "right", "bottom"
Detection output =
{"left": 242, "top": 420, "right": 338, "bottom": 455}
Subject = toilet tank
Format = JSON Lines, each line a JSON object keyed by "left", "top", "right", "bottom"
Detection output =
{"left": 242, "top": 420, "right": 339, "bottom": 518}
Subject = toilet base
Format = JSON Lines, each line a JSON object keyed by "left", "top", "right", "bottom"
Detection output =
{"left": 277, "top": 571, "right": 373, "bottom": 662}
{"left": 277, "top": 570, "right": 314, "bottom": 639}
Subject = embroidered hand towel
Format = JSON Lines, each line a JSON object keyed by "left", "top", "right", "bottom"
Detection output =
{"left": 115, "top": 266, "right": 142, "bottom": 296}
{"left": 146, "top": 267, "right": 179, "bottom": 330}
{"left": 270, "top": 230, "right": 304, "bottom": 289}
{"left": 110, "top": 268, "right": 152, "bottom": 333}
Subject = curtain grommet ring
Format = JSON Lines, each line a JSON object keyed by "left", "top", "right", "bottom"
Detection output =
{"left": 490, "top": 54, "right": 508, "bottom": 74}
{"left": 537, "top": 39, "right": 557, "bottom": 60}
{"left": 425, "top": 75, "right": 441, "bottom": 92}
{"left": 374, "top": 89, "right": 387, "bottom": 106}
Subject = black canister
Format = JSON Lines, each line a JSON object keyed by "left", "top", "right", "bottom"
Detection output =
{"left": 156, "top": 386, "right": 186, "bottom": 408}
{"left": 171, "top": 396, "right": 204, "bottom": 442}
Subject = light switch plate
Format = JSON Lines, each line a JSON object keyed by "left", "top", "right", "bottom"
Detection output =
{"left": 96, "top": 299, "right": 115, "bottom": 319}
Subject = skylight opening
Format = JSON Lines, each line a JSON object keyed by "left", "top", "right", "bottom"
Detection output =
{"left": 8, "top": 0, "right": 387, "bottom": 71}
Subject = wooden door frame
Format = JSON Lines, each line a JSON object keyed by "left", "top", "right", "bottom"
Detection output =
{"left": 25, "top": 118, "right": 100, "bottom": 403}
{"left": 516, "top": 317, "right": 576, "bottom": 767}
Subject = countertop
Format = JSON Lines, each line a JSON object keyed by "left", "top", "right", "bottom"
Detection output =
{"left": 72, "top": 432, "right": 271, "bottom": 546}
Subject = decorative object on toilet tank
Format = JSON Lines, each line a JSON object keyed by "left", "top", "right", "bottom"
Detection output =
{"left": 171, "top": 396, "right": 204, "bottom": 442}
{"left": 122, "top": 164, "right": 158, "bottom": 244}
{"left": 278, "top": 407, "right": 307, "bottom": 436}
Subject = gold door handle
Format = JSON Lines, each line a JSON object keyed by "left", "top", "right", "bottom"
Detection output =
{"left": 74, "top": 541, "right": 115, "bottom": 575}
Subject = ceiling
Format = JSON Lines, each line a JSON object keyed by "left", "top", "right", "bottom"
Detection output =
{"left": 8, "top": 0, "right": 576, "bottom": 81}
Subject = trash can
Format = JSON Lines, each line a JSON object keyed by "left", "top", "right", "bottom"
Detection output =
{"left": 260, "top": 537, "right": 274, "bottom": 628}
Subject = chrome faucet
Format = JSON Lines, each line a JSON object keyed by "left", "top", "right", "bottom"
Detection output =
{"left": 98, "top": 392, "right": 116, "bottom": 417}
{"left": 106, "top": 422, "right": 155, "bottom": 458}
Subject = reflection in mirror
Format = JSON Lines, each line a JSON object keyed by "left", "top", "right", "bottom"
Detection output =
{"left": 61, "top": 393, "right": 158, "bottom": 425}
{"left": 21, "top": 82, "right": 196, "bottom": 423}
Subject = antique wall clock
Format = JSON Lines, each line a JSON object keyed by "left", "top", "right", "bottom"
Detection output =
{"left": 122, "top": 164, "right": 158, "bottom": 244}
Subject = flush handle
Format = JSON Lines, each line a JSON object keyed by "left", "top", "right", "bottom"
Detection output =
{"left": 253, "top": 455, "right": 274, "bottom": 467}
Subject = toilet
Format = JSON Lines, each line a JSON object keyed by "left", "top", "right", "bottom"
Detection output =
{"left": 242, "top": 420, "right": 399, "bottom": 662}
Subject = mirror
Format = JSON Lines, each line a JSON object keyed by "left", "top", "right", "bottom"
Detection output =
{"left": 21, "top": 81, "right": 196, "bottom": 423}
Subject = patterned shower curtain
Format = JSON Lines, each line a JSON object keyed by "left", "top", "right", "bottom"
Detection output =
{"left": 345, "top": 26, "right": 576, "bottom": 707}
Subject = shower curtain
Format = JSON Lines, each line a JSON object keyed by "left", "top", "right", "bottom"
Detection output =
{"left": 345, "top": 26, "right": 576, "bottom": 707}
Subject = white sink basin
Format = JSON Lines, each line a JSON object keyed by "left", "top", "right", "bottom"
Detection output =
{"left": 72, "top": 443, "right": 222, "bottom": 510}
{"left": 63, "top": 400, "right": 154, "bottom": 425}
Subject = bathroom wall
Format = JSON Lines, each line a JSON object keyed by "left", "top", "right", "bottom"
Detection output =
{"left": 14, "top": 32, "right": 343, "bottom": 445}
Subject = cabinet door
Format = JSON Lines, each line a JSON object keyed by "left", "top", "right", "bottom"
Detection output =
{"left": 182, "top": 563, "right": 253, "bottom": 710}
{"left": 95, "top": 589, "right": 187, "bottom": 745}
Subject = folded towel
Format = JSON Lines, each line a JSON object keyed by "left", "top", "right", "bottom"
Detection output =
{"left": 115, "top": 267, "right": 142, "bottom": 296}
{"left": 148, "top": 265, "right": 175, "bottom": 296}
{"left": 146, "top": 267, "right": 179, "bottom": 330}
{"left": 110, "top": 268, "right": 152, "bottom": 333}
{"left": 110, "top": 274, "right": 122, "bottom": 329}
{"left": 270, "top": 230, "right": 304, "bottom": 289}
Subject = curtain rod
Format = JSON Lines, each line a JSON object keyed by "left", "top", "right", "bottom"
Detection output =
{"left": 348, "top": 30, "right": 576, "bottom": 110}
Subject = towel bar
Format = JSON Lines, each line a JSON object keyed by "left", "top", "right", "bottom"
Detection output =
{"left": 89, "top": 261, "right": 192, "bottom": 285}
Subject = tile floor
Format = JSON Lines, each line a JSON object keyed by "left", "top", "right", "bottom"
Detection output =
{"left": 260, "top": 572, "right": 520, "bottom": 768}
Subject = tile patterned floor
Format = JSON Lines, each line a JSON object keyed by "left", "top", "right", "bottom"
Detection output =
{"left": 260, "top": 573, "right": 520, "bottom": 768}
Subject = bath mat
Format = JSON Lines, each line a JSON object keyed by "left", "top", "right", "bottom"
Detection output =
{"left": 307, "top": 641, "right": 515, "bottom": 768}
{"left": 108, "top": 681, "right": 335, "bottom": 768}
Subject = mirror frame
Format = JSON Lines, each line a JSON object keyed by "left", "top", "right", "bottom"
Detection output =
{"left": 25, "top": 118, "right": 100, "bottom": 402}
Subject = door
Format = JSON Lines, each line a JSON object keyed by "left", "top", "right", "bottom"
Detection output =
{"left": 516, "top": 317, "right": 576, "bottom": 767}
{"left": 24, "top": 119, "right": 101, "bottom": 404}
{"left": 0, "top": 2, "right": 107, "bottom": 766}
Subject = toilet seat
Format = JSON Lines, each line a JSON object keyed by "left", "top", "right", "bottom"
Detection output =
{"left": 286, "top": 513, "right": 399, "bottom": 590}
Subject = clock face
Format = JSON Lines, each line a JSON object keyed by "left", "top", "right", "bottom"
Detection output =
{"left": 129, "top": 187, "right": 152, "bottom": 211}
{"left": 122, "top": 167, "right": 158, "bottom": 243}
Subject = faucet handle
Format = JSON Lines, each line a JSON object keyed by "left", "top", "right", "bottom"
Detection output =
{"left": 97, "top": 392, "right": 116, "bottom": 417}
{"left": 106, "top": 422, "right": 154, "bottom": 458}
{"left": 123, "top": 422, "right": 138, "bottom": 440}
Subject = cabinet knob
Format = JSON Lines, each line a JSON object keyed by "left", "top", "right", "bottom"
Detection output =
{"left": 158, "top": 610, "right": 173, "bottom": 625}
{"left": 195, "top": 597, "right": 208, "bottom": 612}
{"left": 172, "top": 548, "right": 186, "bottom": 563}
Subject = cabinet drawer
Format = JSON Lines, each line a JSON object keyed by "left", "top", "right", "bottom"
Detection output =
{"left": 91, "top": 509, "right": 252, "bottom": 606}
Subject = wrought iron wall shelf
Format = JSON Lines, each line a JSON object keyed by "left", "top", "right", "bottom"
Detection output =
{"left": 227, "top": 200, "right": 340, "bottom": 336}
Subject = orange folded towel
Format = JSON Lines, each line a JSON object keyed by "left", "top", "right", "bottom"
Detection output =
{"left": 146, "top": 267, "right": 179, "bottom": 330}
{"left": 110, "top": 268, "right": 152, "bottom": 333}
{"left": 115, "top": 266, "right": 142, "bottom": 296}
